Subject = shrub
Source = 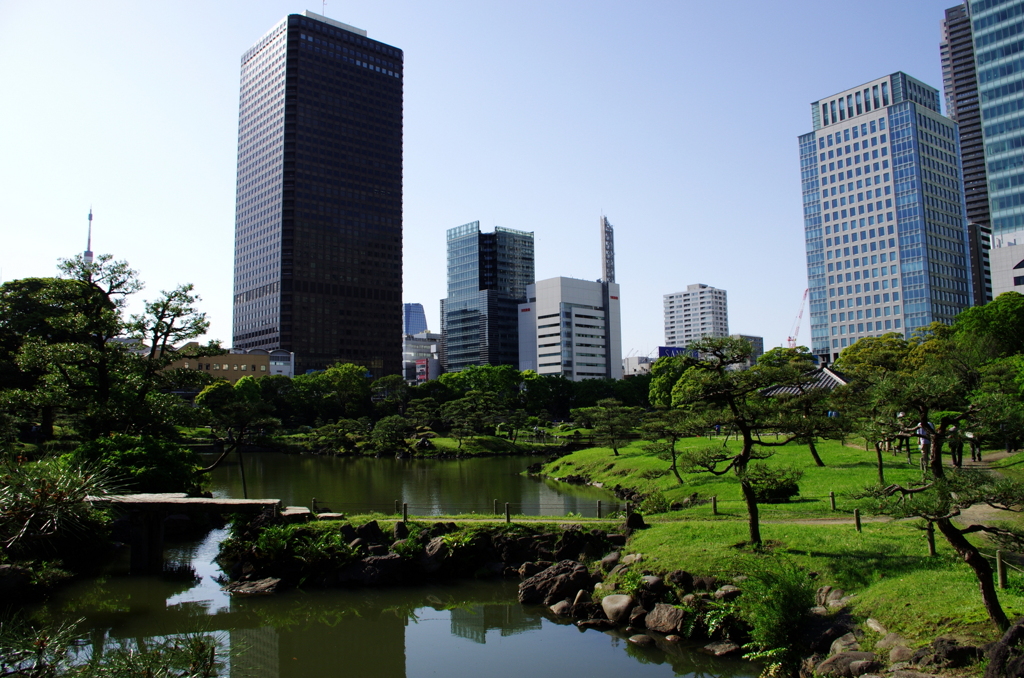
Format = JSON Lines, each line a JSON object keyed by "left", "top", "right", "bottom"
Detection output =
{"left": 66, "top": 434, "right": 202, "bottom": 494}
{"left": 743, "top": 463, "right": 803, "bottom": 503}
{"left": 734, "top": 556, "right": 815, "bottom": 672}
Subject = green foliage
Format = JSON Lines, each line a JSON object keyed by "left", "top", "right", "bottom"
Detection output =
{"left": 742, "top": 463, "right": 803, "bottom": 503}
{"left": 734, "top": 557, "right": 816, "bottom": 667}
{"left": 638, "top": 491, "right": 671, "bottom": 515}
{"left": 617, "top": 568, "right": 644, "bottom": 596}
{"left": 570, "top": 398, "right": 641, "bottom": 456}
{"left": 0, "top": 458, "right": 115, "bottom": 561}
{"left": 67, "top": 434, "right": 202, "bottom": 494}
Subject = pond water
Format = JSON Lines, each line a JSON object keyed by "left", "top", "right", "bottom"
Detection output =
{"left": 29, "top": 455, "right": 759, "bottom": 677}
{"left": 206, "top": 452, "right": 621, "bottom": 517}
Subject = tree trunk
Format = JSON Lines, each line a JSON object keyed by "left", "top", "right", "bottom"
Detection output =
{"left": 739, "top": 478, "right": 762, "bottom": 546}
{"left": 935, "top": 517, "right": 1009, "bottom": 632}
{"left": 196, "top": 440, "right": 237, "bottom": 475}
{"left": 874, "top": 442, "right": 885, "bottom": 485}
{"left": 808, "top": 439, "right": 825, "bottom": 467}
{"left": 670, "top": 446, "right": 683, "bottom": 484}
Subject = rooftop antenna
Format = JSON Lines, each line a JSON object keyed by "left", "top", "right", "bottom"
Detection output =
{"left": 84, "top": 208, "right": 94, "bottom": 265}
{"left": 600, "top": 215, "right": 615, "bottom": 284}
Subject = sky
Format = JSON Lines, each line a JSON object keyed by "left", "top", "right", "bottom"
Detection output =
{"left": 0, "top": 0, "right": 963, "bottom": 360}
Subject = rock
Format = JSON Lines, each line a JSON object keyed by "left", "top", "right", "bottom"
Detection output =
{"left": 519, "top": 562, "right": 546, "bottom": 579}
{"left": 550, "top": 600, "right": 572, "bottom": 617}
{"left": 600, "top": 552, "right": 621, "bottom": 572}
{"left": 625, "top": 513, "right": 647, "bottom": 530}
{"left": 702, "top": 641, "right": 741, "bottom": 657}
{"left": 645, "top": 603, "right": 688, "bottom": 635}
{"left": 367, "top": 544, "right": 389, "bottom": 556}
{"left": 666, "top": 570, "right": 693, "bottom": 592}
{"left": 393, "top": 522, "right": 409, "bottom": 539}
{"left": 621, "top": 553, "right": 643, "bottom": 566}
{"left": 629, "top": 634, "right": 655, "bottom": 646}
{"left": 572, "top": 590, "right": 591, "bottom": 606}
{"left": 418, "top": 537, "right": 448, "bottom": 573}
{"left": 809, "top": 606, "right": 830, "bottom": 616}
{"left": 891, "top": 672, "right": 942, "bottom": 678}
{"left": 889, "top": 646, "right": 914, "bottom": 663}
{"left": 692, "top": 574, "right": 719, "bottom": 591}
{"left": 913, "top": 637, "right": 983, "bottom": 669}
{"left": 337, "top": 554, "right": 404, "bottom": 586}
{"left": 223, "top": 577, "right": 281, "bottom": 595}
{"left": 816, "top": 651, "right": 877, "bottom": 677}
{"left": 714, "top": 585, "right": 741, "bottom": 601}
{"left": 629, "top": 606, "right": 648, "bottom": 627}
{"left": 356, "top": 520, "right": 386, "bottom": 544}
{"left": 339, "top": 523, "right": 357, "bottom": 542}
{"left": 349, "top": 537, "right": 365, "bottom": 550}
{"left": 865, "top": 618, "right": 888, "bottom": 635}
{"left": 664, "top": 635, "right": 683, "bottom": 643}
{"left": 830, "top": 632, "right": 861, "bottom": 655}
{"left": 593, "top": 582, "right": 615, "bottom": 593}
{"left": 848, "top": 660, "right": 883, "bottom": 676}
{"left": 816, "top": 585, "right": 835, "bottom": 606}
{"left": 570, "top": 602, "right": 605, "bottom": 620}
{"left": 601, "top": 594, "right": 635, "bottom": 625}
{"left": 641, "top": 575, "right": 665, "bottom": 592}
{"left": 873, "top": 632, "right": 905, "bottom": 651}
{"left": 519, "top": 561, "right": 593, "bottom": 606}
{"left": 577, "top": 619, "right": 615, "bottom": 631}
{"left": 606, "top": 534, "right": 627, "bottom": 546}
{"left": 607, "top": 564, "right": 630, "bottom": 578}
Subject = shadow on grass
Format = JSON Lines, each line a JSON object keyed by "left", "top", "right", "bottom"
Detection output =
{"left": 782, "top": 547, "right": 944, "bottom": 589}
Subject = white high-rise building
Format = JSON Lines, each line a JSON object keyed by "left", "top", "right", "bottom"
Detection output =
{"left": 518, "top": 277, "right": 622, "bottom": 381}
{"left": 663, "top": 284, "right": 729, "bottom": 348}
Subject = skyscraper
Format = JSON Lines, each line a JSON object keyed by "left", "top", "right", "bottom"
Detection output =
{"left": 231, "top": 11, "right": 403, "bottom": 376}
{"left": 441, "top": 221, "right": 534, "bottom": 373}
{"left": 801, "top": 73, "right": 973, "bottom": 363}
{"left": 403, "top": 303, "right": 427, "bottom": 335}
{"left": 663, "top": 284, "right": 729, "bottom": 348}
{"left": 945, "top": 1, "right": 1024, "bottom": 298}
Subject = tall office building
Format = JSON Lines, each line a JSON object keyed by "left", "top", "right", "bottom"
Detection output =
{"left": 403, "top": 303, "right": 427, "bottom": 335}
{"left": 801, "top": 73, "right": 974, "bottom": 363}
{"left": 663, "top": 284, "right": 729, "bottom": 348}
{"left": 946, "top": 1, "right": 1024, "bottom": 298}
{"left": 231, "top": 11, "right": 403, "bottom": 376}
{"left": 518, "top": 278, "right": 622, "bottom": 381}
{"left": 941, "top": 3, "right": 993, "bottom": 304}
{"left": 441, "top": 222, "right": 534, "bottom": 372}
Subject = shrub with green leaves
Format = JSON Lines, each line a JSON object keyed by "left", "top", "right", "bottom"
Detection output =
{"left": 66, "top": 434, "right": 202, "bottom": 494}
{"left": 734, "top": 556, "right": 815, "bottom": 672}
{"left": 743, "top": 463, "right": 803, "bottom": 503}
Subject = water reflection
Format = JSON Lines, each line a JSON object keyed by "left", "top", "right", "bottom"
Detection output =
{"left": 207, "top": 453, "right": 620, "bottom": 517}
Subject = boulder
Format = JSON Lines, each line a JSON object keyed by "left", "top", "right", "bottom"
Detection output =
{"left": 577, "top": 619, "right": 615, "bottom": 631}
{"left": 550, "top": 600, "right": 572, "bottom": 617}
{"left": 418, "top": 537, "right": 448, "bottom": 573}
{"left": 889, "top": 646, "right": 914, "bottom": 663}
{"left": 714, "top": 585, "right": 741, "bottom": 601}
{"left": 912, "top": 637, "right": 983, "bottom": 669}
{"left": 518, "top": 560, "right": 592, "bottom": 605}
{"left": 519, "top": 562, "right": 546, "bottom": 579}
{"left": 622, "top": 553, "right": 643, "bottom": 566}
{"left": 393, "top": 522, "right": 409, "bottom": 539}
{"left": 830, "top": 632, "right": 862, "bottom": 655}
{"left": 223, "top": 577, "right": 281, "bottom": 595}
{"left": 816, "top": 651, "right": 877, "bottom": 678}
{"left": 600, "top": 552, "right": 621, "bottom": 572}
{"left": 641, "top": 575, "right": 665, "bottom": 593}
{"left": 692, "top": 574, "right": 719, "bottom": 591}
{"left": 629, "top": 634, "right": 655, "bottom": 646}
{"left": 337, "top": 554, "right": 404, "bottom": 586}
{"left": 702, "top": 641, "right": 741, "bottom": 657}
{"left": 865, "top": 618, "right": 888, "bottom": 635}
{"left": 572, "top": 590, "right": 591, "bottom": 606}
{"left": 356, "top": 520, "right": 386, "bottom": 544}
{"left": 570, "top": 602, "right": 605, "bottom": 620}
{"left": 625, "top": 513, "right": 647, "bottom": 530}
{"left": 665, "top": 635, "right": 683, "bottom": 643}
{"left": 601, "top": 594, "right": 635, "bottom": 625}
{"left": 367, "top": 544, "right": 389, "bottom": 556}
{"left": 645, "top": 603, "right": 688, "bottom": 635}
{"left": 629, "top": 606, "right": 648, "bottom": 627}
{"left": 667, "top": 569, "right": 694, "bottom": 592}
{"left": 606, "top": 534, "right": 627, "bottom": 546}
{"left": 848, "top": 660, "right": 884, "bottom": 676}
{"left": 339, "top": 523, "right": 357, "bottom": 542}
{"left": 874, "top": 632, "right": 906, "bottom": 651}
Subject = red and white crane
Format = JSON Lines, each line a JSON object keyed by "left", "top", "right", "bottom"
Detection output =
{"left": 787, "top": 288, "right": 809, "bottom": 349}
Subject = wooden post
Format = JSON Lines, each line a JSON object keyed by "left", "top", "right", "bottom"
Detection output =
{"left": 505, "top": 502, "right": 511, "bottom": 524}
{"left": 854, "top": 508, "right": 862, "bottom": 533}
{"left": 626, "top": 501, "right": 632, "bottom": 516}
{"left": 597, "top": 500, "right": 602, "bottom": 519}
{"left": 312, "top": 497, "right": 318, "bottom": 513}
{"left": 395, "top": 500, "right": 399, "bottom": 515}
{"left": 712, "top": 495, "right": 718, "bottom": 515}
{"left": 402, "top": 502, "right": 408, "bottom": 523}
{"left": 926, "top": 522, "right": 936, "bottom": 557}
{"left": 494, "top": 499, "right": 498, "bottom": 515}
{"left": 829, "top": 491, "right": 836, "bottom": 511}
{"left": 998, "top": 550, "right": 1008, "bottom": 589}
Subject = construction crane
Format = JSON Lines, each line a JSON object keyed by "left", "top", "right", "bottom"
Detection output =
{"left": 787, "top": 288, "right": 809, "bottom": 349}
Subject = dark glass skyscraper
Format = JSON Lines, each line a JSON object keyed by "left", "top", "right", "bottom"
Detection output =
{"left": 232, "top": 11, "right": 403, "bottom": 376}
{"left": 441, "top": 222, "right": 534, "bottom": 373}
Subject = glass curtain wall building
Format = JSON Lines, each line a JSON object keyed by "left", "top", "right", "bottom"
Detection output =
{"left": 232, "top": 11, "right": 403, "bottom": 376}
{"left": 403, "top": 303, "right": 427, "bottom": 335}
{"left": 441, "top": 222, "right": 534, "bottom": 372}
{"left": 800, "top": 73, "right": 974, "bottom": 363}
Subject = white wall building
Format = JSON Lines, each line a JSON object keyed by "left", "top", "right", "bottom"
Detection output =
{"left": 663, "top": 284, "right": 729, "bottom": 348}
{"left": 518, "top": 277, "right": 622, "bottom": 381}
{"left": 403, "top": 331, "right": 442, "bottom": 384}
{"left": 989, "top": 232, "right": 1024, "bottom": 298}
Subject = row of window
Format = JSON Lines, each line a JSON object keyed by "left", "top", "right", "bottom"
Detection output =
{"left": 831, "top": 321, "right": 900, "bottom": 346}
{"left": 830, "top": 290, "right": 899, "bottom": 310}
{"left": 819, "top": 121, "right": 886, "bottom": 149}
{"left": 821, "top": 89, "right": 891, "bottom": 126}
{"left": 183, "top": 362, "right": 268, "bottom": 372}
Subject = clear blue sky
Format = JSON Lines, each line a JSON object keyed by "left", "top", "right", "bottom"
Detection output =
{"left": 0, "top": 0, "right": 959, "bottom": 358}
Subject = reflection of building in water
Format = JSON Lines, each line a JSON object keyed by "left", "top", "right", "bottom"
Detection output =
{"left": 450, "top": 604, "right": 541, "bottom": 644}
{"left": 231, "top": 627, "right": 279, "bottom": 678}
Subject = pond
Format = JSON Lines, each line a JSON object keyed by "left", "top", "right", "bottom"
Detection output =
{"left": 205, "top": 452, "right": 621, "bottom": 517}
{"left": 28, "top": 455, "right": 759, "bottom": 677}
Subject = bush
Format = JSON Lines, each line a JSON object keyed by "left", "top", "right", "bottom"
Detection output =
{"left": 734, "top": 557, "right": 815, "bottom": 671}
{"left": 744, "top": 463, "right": 803, "bottom": 503}
{"left": 66, "top": 434, "right": 202, "bottom": 494}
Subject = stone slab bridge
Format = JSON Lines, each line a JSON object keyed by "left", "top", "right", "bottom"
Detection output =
{"left": 87, "top": 493, "right": 311, "bottom": 574}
